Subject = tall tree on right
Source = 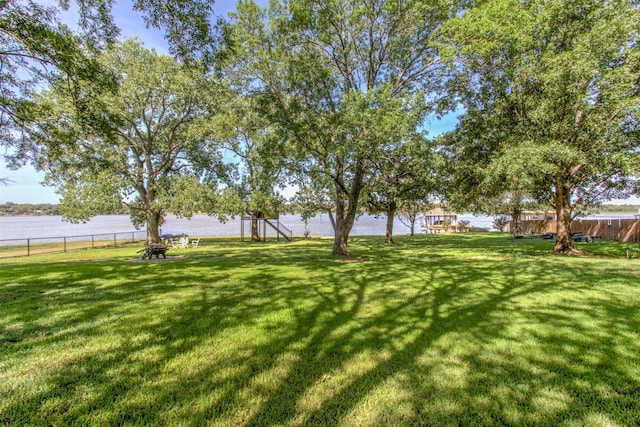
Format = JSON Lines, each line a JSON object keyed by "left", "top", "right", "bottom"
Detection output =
{"left": 441, "top": 0, "right": 640, "bottom": 253}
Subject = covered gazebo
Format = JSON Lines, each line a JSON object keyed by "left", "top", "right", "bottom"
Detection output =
{"left": 421, "top": 207, "right": 459, "bottom": 233}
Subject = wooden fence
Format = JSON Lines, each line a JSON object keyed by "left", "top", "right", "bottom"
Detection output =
{"left": 518, "top": 219, "right": 640, "bottom": 243}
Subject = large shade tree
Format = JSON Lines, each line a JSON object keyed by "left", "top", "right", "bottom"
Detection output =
{"left": 26, "top": 40, "right": 229, "bottom": 242}
{"left": 231, "top": 0, "right": 458, "bottom": 255}
{"left": 442, "top": 0, "right": 640, "bottom": 253}
{"left": 439, "top": 129, "right": 543, "bottom": 235}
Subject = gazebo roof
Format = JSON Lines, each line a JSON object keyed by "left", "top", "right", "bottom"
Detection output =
{"left": 424, "top": 207, "right": 457, "bottom": 217}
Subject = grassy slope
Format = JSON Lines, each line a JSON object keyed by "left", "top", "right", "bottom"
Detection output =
{"left": 1, "top": 234, "right": 639, "bottom": 426}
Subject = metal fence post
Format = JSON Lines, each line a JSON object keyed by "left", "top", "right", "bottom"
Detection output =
{"left": 64, "top": 237, "right": 67, "bottom": 253}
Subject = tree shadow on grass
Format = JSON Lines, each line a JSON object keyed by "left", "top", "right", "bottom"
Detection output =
{"left": 1, "top": 238, "right": 639, "bottom": 425}
{"left": 237, "top": 248, "right": 639, "bottom": 425}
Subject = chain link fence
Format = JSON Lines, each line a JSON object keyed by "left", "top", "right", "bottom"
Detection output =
{"left": 0, "top": 231, "right": 147, "bottom": 258}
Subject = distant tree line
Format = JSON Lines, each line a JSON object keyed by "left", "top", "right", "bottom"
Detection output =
{"left": 597, "top": 205, "right": 640, "bottom": 214}
{"left": 0, "top": 202, "right": 126, "bottom": 216}
{"left": 0, "top": 202, "right": 61, "bottom": 216}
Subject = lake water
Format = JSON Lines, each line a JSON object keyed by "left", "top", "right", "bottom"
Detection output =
{"left": 0, "top": 213, "right": 495, "bottom": 240}
{"left": 0, "top": 212, "right": 635, "bottom": 241}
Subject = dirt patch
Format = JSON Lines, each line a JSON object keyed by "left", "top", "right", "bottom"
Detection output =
{"left": 460, "top": 255, "right": 509, "bottom": 261}
{"left": 546, "top": 248, "right": 586, "bottom": 256}
{"left": 127, "top": 256, "right": 185, "bottom": 262}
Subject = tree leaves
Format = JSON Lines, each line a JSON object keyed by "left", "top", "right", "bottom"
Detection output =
{"left": 0, "top": 0, "right": 115, "bottom": 164}
{"left": 442, "top": 0, "right": 640, "bottom": 250}
{"left": 26, "top": 40, "right": 229, "bottom": 239}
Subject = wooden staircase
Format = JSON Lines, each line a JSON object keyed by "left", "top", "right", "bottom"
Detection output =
{"left": 241, "top": 215, "right": 293, "bottom": 242}
{"left": 264, "top": 218, "right": 293, "bottom": 241}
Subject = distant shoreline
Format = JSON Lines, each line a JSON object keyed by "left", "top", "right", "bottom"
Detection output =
{"left": 2, "top": 205, "right": 639, "bottom": 217}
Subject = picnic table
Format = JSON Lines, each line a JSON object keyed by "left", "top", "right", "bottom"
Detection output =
{"left": 160, "top": 233, "right": 180, "bottom": 245}
{"left": 138, "top": 243, "right": 168, "bottom": 259}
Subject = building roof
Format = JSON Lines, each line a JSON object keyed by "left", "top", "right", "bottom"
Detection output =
{"left": 424, "top": 207, "right": 457, "bottom": 217}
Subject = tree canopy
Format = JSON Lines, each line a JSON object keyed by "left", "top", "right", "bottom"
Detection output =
{"left": 366, "top": 135, "right": 438, "bottom": 243}
{"left": 228, "top": 0, "right": 456, "bottom": 255}
{"left": 0, "top": 0, "right": 117, "bottom": 165}
{"left": 25, "top": 39, "right": 230, "bottom": 242}
{"left": 441, "top": 0, "right": 640, "bottom": 252}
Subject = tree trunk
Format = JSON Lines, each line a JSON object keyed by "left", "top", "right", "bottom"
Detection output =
{"left": 385, "top": 202, "right": 397, "bottom": 244}
{"left": 251, "top": 218, "right": 260, "bottom": 241}
{"left": 554, "top": 202, "right": 575, "bottom": 253}
{"left": 553, "top": 176, "right": 577, "bottom": 253}
{"left": 146, "top": 209, "right": 163, "bottom": 244}
{"left": 510, "top": 207, "right": 522, "bottom": 235}
{"left": 331, "top": 172, "right": 363, "bottom": 256}
{"left": 143, "top": 185, "right": 163, "bottom": 244}
{"left": 332, "top": 185, "right": 352, "bottom": 256}
{"left": 409, "top": 213, "right": 415, "bottom": 237}
{"left": 331, "top": 200, "right": 354, "bottom": 256}
{"left": 251, "top": 211, "right": 263, "bottom": 242}
{"left": 333, "top": 220, "right": 351, "bottom": 256}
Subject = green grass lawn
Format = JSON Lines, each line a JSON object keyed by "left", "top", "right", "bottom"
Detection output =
{"left": 1, "top": 234, "right": 639, "bottom": 426}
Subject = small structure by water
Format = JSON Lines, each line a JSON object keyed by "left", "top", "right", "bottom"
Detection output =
{"left": 421, "top": 207, "right": 462, "bottom": 233}
{"left": 240, "top": 215, "right": 293, "bottom": 242}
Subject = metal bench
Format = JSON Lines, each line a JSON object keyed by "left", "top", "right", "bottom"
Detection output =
{"left": 138, "top": 244, "right": 168, "bottom": 259}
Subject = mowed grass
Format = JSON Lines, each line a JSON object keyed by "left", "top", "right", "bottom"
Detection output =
{"left": 1, "top": 234, "right": 639, "bottom": 426}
